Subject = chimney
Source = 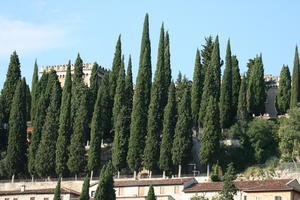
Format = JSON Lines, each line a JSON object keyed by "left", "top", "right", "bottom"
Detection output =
{"left": 20, "top": 185, "right": 25, "bottom": 192}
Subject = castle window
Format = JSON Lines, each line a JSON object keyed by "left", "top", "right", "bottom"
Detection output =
{"left": 275, "top": 196, "right": 282, "bottom": 200}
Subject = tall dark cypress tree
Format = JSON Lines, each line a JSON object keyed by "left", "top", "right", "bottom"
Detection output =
{"left": 219, "top": 163, "right": 237, "bottom": 200}
{"left": 127, "top": 14, "right": 152, "bottom": 176}
{"left": 25, "top": 82, "right": 31, "bottom": 121}
{"left": 80, "top": 176, "right": 90, "bottom": 200}
{"left": 111, "top": 57, "right": 127, "bottom": 176}
{"left": 35, "top": 78, "right": 61, "bottom": 178}
{"left": 191, "top": 49, "right": 203, "bottom": 127}
{"left": 94, "top": 162, "right": 116, "bottom": 200}
{"left": 172, "top": 87, "right": 192, "bottom": 177}
{"left": 90, "top": 62, "right": 100, "bottom": 107}
{"left": 247, "top": 55, "right": 266, "bottom": 115}
{"left": 125, "top": 56, "right": 133, "bottom": 132}
{"left": 144, "top": 24, "right": 165, "bottom": 173}
{"left": 237, "top": 78, "right": 249, "bottom": 120}
{"left": 109, "top": 35, "right": 122, "bottom": 102}
{"left": 146, "top": 185, "right": 156, "bottom": 200}
{"left": 231, "top": 55, "right": 241, "bottom": 120}
{"left": 220, "top": 40, "right": 233, "bottom": 129}
{"left": 1, "top": 51, "right": 21, "bottom": 123}
{"left": 68, "top": 87, "right": 88, "bottom": 177}
{"left": 159, "top": 82, "right": 177, "bottom": 175}
{"left": 56, "top": 62, "right": 72, "bottom": 176}
{"left": 112, "top": 56, "right": 125, "bottom": 127}
{"left": 31, "top": 60, "right": 39, "bottom": 121}
{"left": 199, "top": 96, "right": 221, "bottom": 166}
{"left": 5, "top": 80, "right": 27, "bottom": 179}
{"left": 199, "top": 36, "right": 221, "bottom": 127}
{"left": 290, "top": 46, "right": 300, "bottom": 108}
{"left": 201, "top": 36, "right": 214, "bottom": 81}
{"left": 53, "top": 178, "right": 61, "bottom": 200}
{"left": 276, "top": 65, "right": 291, "bottom": 114}
{"left": 163, "top": 31, "right": 172, "bottom": 106}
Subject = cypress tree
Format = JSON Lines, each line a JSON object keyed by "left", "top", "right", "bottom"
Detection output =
{"left": 88, "top": 75, "right": 111, "bottom": 174}
{"left": 219, "top": 163, "right": 237, "bottom": 200}
{"left": 109, "top": 35, "right": 122, "bottom": 101}
{"left": 99, "top": 74, "right": 111, "bottom": 140}
{"left": 125, "top": 56, "right": 133, "bottom": 128}
{"left": 191, "top": 49, "right": 203, "bottom": 127}
{"left": 68, "top": 87, "right": 88, "bottom": 177}
{"left": 237, "top": 78, "right": 249, "bottom": 120}
{"left": 220, "top": 40, "right": 233, "bottom": 129}
{"left": 159, "top": 82, "right": 177, "bottom": 175}
{"left": 112, "top": 56, "right": 125, "bottom": 127}
{"left": 35, "top": 79, "right": 62, "bottom": 178}
{"left": 56, "top": 62, "right": 72, "bottom": 176}
{"left": 199, "top": 36, "right": 221, "bottom": 127}
{"left": 247, "top": 55, "right": 266, "bottom": 115}
{"left": 163, "top": 31, "right": 172, "bottom": 105}
{"left": 90, "top": 62, "right": 100, "bottom": 106}
{"left": 1, "top": 51, "right": 21, "bottom": 123}
{"left": 111, "top": 57, "right": 127, "bottom": 175}
{"left": 276, "top": 65, "right": 291, "bottom": 114}
{"left": 94, "top": 162, "right": 116, "bottom": 200}
{"left": 201, "top": 36, "right": 214, "bottom": 81}
{"left": 290, "top": 46, "right": 300, "bottom": 108}
{"left": 25, "top": 83, "right": 31, "bottom": 121}
{"left": 146, "top": 185, "right": 156, "bottom": 200}
{"left": 31, "top": 60, "right": 39, "bottom": 121}
{"left": 231, "top": 55, "right": 241, "bottom": 120}
{"left": 5, "top": 80, "right": 27, "bottom": 179}
{"left": 127, "top": 14, "right": 152, "bottom": 176}
{"left": 144, "top": 24, "right": 165, "bottom": 173}
{"left": 172, "top": 87, "right": 192, "bottom": 177}
{"left": 199, "top": 96, "right": 221, "bottom": 166}
{"left": 53, "top": 178, "right": 61, "bottom": 200}
{"left": 79, "top": 176, "right": 90, "bottom": 200}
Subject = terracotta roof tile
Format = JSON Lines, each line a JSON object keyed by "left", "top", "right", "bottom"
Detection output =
{"left": 0, "top": 187, "right": 80, "bottom": 196}
{"left": 114, "top": 178, "right": 195, "bottom": 187}
{"left": 184, "top": 179, "right": 294, "bottom": 193}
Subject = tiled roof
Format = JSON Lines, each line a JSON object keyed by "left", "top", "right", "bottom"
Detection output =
{"left": 184, "top": 179, "right": 295, "bottom": 193}
{"left": 0, "top": 187, "right": 80, "bottom": 196}
{"left": 114, "top": 178, "right": 195, "bottom": 187}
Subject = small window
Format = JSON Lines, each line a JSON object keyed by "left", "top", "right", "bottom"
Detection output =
{"left": 91, "top": 191, "right": 95, "bottom": 197}
{"left": 5, "top": 198, "right": 9, "bottom": 200}
{"left": 13, "top": 198, "right": 17, "bottom": 200}
{"left": 275, "top": 196, "right": 282, "bottom": 200}
{"left": 244, "top": 196, "right": 247, "bottom": 200}
{"left": 30, "top": 197, "right": 35, "bottom": 200}
{"left": 256, "top": 197, "right": 262, "bottom": 200}
{"left": 44, "top": 198, "right": 49, "bottom": 200}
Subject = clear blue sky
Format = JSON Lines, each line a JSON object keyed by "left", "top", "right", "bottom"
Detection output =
{"left": 1, "top": 0, "right": 300, "bottom": 88}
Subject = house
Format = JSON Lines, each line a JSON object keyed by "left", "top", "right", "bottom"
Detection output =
{"left": 89, "top": 177, "right": 197, "bottom": 200}
{"left": 184, "top": 179, "right": 300, "bottom": 200}
{"left": 0, "top": 186, "right": 80, "bottom": 200}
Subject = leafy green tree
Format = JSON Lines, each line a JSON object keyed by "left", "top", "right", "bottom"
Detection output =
{"left": 5, "top": 80, "right": 27, "bottom": 179}
{"left": 219, "top": 163, "right": 237, "bottom": 200}
{"left": 231, "top": 55, "right": 241, "bottom": 119}
{"left": 79, "top": 176, "right": 90, "bottom": 200}
{"left": 201, "top": 36, "right": 214, "bottom": 78}
{"left": 276, "top": 65, "right": 291, "bottom": 114}
{"left": 199, "top": 96, "right": 221, "bottom": 166}
{"left": 237, "top": 78, "right": 249, "bottom": 120}
{"left": 278, "top": 107, "right": 300, "bottom": 162}
{"left": 291, "top": 46, "right": 300, "bottom": 108}
{"left": 35, "top": 79, "right": 62, "bottom": 178}
{"left": 246, "top": 118, "right": 278, "bottom": 163}
{"left": 191, "top": 49, "right": 204, "bottom": 127}
{"left": 56, "top": 62, "right": 72, "bottom": 176}
{"left": 68, "top": 87, "right": 88, "bottom": 178}
{"left": 146, "top": 185, "right": 156, "bottom": 200}
{"left": 109, "top": 35, "right": 122, "bottom": 102}
{"left": 127, "top": 14, "right": 152, "bottom": 176}
{"left": 53, "top": 178, "right": 61, "bottom": 200}
{"left": 159, "top": 82, "right": 177, "bottom": 175}
{"left": 144, "top": 25, "right": 166, "bottom": 173}
{"left": 172, "top": 87, "right": 192, "bottom": 177}
{"left": 220, "top": 40, "right": 233, "bottom": 129}
{"left": 246, "top": 55, "right": 266, "bottom": 115}
{"left": 94, "top": 162, "right": 116, "bottom": 200}
{"left": 1, "top": 51, "right": 21, "bottom": 123}
{"left": 31, "top": 60, "right": 39, "bottom": 121}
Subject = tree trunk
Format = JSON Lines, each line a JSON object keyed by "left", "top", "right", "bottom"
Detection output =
{"left": 162, "top": 170, "right": 166, "bottom": 179}
{"left": 133, "top": 171, "right": 137, "bottom": 180}
{"left": 31, "top": 175, "right": 34, "bottom": 182}
{"left": 75, "top": 174, "right": 77, "bottom": 181}
{"left": 11, "top": 174, "right": 15, "bottom": 183}
{"left": 178, "top": 165, "right": 182, "bottom": 178}
{"left": 90, "top": 170, "right": 94, "bottom": 181}
{"left": 207, "top": 163, "right": 210, "bottom": 177}
{"left": 117, "top": 171, "right": 120, "bottom": 179}
{"left": 149, "top": 171, "right": 152, "bottom": 178}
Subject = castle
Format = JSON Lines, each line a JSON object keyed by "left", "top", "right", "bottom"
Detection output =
{"left": 39, "top": 63, "right": 108, "bottom": 87}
